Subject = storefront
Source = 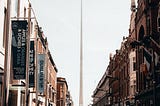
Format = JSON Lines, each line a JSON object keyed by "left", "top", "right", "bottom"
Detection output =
{"left": 135, "top": 87, "right": 160, "bottom": 106}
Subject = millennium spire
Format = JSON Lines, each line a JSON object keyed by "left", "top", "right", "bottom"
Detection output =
{"left": 79, "top": 0, "right": 83, "bottom": 105}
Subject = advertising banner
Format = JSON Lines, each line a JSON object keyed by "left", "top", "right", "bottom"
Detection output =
{"left": 12, "top": 20, "right": 28, "bottom": 79}
{"left": 29, "top": 41, "right": 35, "bottom": 87}
{"left": 38, "top": 54, "right": 45, "bottom": 93}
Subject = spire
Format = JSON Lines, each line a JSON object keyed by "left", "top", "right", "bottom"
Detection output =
{"left": 131, "top": 0, "right": 136, "bottom": 12}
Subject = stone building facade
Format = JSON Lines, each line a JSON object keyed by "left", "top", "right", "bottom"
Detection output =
{"left": 133, "top": 0, "right": 160, "bottom": 105}
{"left": 92, "top": 70, "right": 110, "bottom": 106}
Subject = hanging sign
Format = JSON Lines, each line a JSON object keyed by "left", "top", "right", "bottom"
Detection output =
{"left": 29, "top": 41, "right": 35, "bottom": 87}
{"left": 38, "top": 54, "right": 45, "bottom": 93}
{"left": 12, "top": 20, "right": 28, "bottom": 79}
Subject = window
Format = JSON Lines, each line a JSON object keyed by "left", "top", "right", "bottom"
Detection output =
{"left": 133, "top": 62, "right": 136, "bottom": 71}
{"left": 133, "top": 57, "right": 136, "bottom": 62}
{"left": 60, "top": 86, "right": 63, "bottom": 98}
{"left": 0, "top": 68, "right": 3, "bottom": 98}
{"left": 158, "top": 5, "right": 160, "bottom": 32}
{"left": 20, "top": 91, "right": 25, "bottom": 106}
{"left": 147, "top": 17, "right": 150, "bottom": 34}
{"left": 31, "top": 22, "right": 33, "bottom": 34}
{"left": 49, "top": 86, "right": 51, "bottom": 98}
{"left": 24, "top": 7, "right": 26, "bottom": 18}
{"left": 3, "top": 8, "right": 7, "bottom": 48}
{"left": 158, "top": 17, "right": 160, "bottom": 32}
{"left": 0, "top": 83, "right": 2, "bottom": 97}
{"left": 130, "top": 85, "right": 134, "bottom": 95}
{"left": 52, "top": 92, "right": 55, "bottom": 102}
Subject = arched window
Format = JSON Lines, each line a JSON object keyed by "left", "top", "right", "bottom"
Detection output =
{"left": 138, "top": 25, "right": 145, "bottom": 41}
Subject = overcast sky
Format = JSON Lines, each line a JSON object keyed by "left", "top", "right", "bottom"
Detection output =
{"left": 31, "top": 0, "right": 131, "bottom": 105}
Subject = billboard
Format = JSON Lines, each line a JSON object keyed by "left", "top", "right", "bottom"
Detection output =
{"left": 38, "top": 54, "right": 45, "bottom": 93}
{"left": 29, "top": 41, "right": 35, "bottom": 88}
{"left": 12, "top": 20, "right": 28, "bottom": 79}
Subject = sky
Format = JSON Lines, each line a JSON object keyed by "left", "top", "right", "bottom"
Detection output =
{"left": 31, "top": 0, "right": 131, "bottom": 105}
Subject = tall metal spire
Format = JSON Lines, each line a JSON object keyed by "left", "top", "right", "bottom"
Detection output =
{"left": 79, "top": 0, "right": 83, "bottom": 105}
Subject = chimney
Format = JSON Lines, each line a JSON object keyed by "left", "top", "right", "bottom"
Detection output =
{"left": 131, "top": 0, "right": 136, "bottom": 12}
{"left": 109, "top": 53, "right": 113, "bottom": 60}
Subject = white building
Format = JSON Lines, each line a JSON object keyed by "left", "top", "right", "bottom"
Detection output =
{"left": 0, "top": 1, "right": 58, "bottom": 106}
{"left": 0, "top": 0, "right": 38, "bottom": 106}
{"left": 0, "top": 0, "right": 10, "bottom": 106}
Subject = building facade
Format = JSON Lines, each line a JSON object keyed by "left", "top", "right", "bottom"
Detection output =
{"left": 92, "top": 36, "right": 135, "bottom": 106}
{"left": 134, "top": 0, "right": 160, "bottom": 105}
{"left": 0, "top": 0, "right": 59, "bottom": 106}
{"left": 57, "top": 77, "right": 74, "bottom": 106}
{"left": 128, "top": 1, "right": 137, "bottom": 105}
{"left": 0, "top": 0, "right": 7, "bottom": 106}
{"left": 92, "top": 70, "right": 110, "bottom": 106}
{"left": 92, "top": 0, "right": 160, "bottom": 105}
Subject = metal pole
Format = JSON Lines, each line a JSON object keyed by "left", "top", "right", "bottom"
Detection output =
{"left": 17, "top": 0, "right": 20, "bottom": 18}
{"left": 25, "top": 3, "right": 31, "bottom": 106}
{"left": 79, "top": 0, "right": 83, "bottom": 105}
{"left": 3, "top": 0, "right": 11, "bottom": 106}
{"left": 35, "top": 26, "right": 39, "bottom": 106}
{"left": 45, "top": 41, "right": 48, "bottom": 106}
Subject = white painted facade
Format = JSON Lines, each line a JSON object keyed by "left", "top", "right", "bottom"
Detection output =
{"left": 11, "top": 1, "right": 38, "bottom": 106}
{"left": 129, "top": 50, "right": 136, "bottom": 100}
{"left": 0, "top": 0, "right": 6, "bottom": 69}
{"left": 1, "top": 1, "right": 57, "bottom": 106}
{"left": 0, "top": 1, "right": 38, "bottom": 106}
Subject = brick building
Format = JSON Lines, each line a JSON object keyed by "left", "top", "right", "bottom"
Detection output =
{"left": 56, "top": 77, "right": 74, "bottom": 106}
{"left": 56, "top": 77, "right": 69, "bottom": 106}
{"left": 92, "top": 36, "right": 135, "bottom": 106}
{"left": 108, "top": 37, "right": 132, "bottom": 106}
{"left": 92, "top": 0, "right": 160, "bottom": 106}
{"left": 133, "top": 0, "right": 160, "bottom": 105}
